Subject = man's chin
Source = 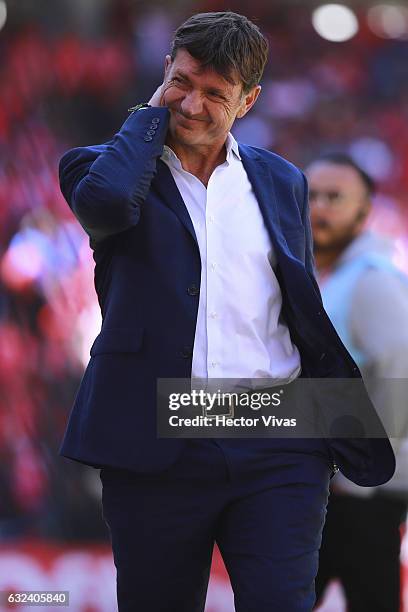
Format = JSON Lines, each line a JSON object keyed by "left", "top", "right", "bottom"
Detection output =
{"left": 312, "top": 235, "right": 337, "bottom": 252}
{"left": 169, "top": 124, "right": 203, "bottom": 146}
{"left": 311, "top": 231, "right": 332, "bottom": 250}
{"left": 314, "top": 237, "right": 351, "bottom": 253}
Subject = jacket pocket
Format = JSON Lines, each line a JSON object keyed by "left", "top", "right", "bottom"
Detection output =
{"left": 90, "top": 327, "right": 144, "bottom": 356}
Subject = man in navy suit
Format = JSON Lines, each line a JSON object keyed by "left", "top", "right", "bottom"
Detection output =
{"left": 58, "top": 12, "right": 395, "bottom": 611}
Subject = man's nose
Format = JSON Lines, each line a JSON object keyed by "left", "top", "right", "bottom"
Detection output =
{"left": 180, "top": 91, "right": 203, "bottom": 117}
{"left": 310, "top": 196, "right": 331, "bottom": 210}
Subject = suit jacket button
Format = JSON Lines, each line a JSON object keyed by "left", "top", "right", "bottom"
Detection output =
{"left": 187, "top": 284, "right": 199, "bottom": 296}
{"left": 144, "top": 136, "right": 153, "bottom": 141}
{"left": 149, "top": 124, "right": 158, "bottom": 130}
{"left": 180, "top": 346, "right": 192, "bottom": 358}
{"left": 146, "top": 130, "right": 156, "bottom": 136}
{"left": 151, "top": 117, "right": 160, "bottom": 124}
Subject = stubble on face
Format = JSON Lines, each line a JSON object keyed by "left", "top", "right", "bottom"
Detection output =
{"left": 307, "top": 162, "right": 371, "bottom": 255}
{"left": 312, "top": 214, "right": 364, "bottom": 254}
{"left": 161, "top": 49, "right": 245, "bottom": 152}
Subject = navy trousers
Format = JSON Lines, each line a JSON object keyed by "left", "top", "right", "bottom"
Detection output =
{"left": 100, "top": 438, "right": 333, "bottom": 612}
{"left": 315, "top": 491, "right": 407, "bottom": 611}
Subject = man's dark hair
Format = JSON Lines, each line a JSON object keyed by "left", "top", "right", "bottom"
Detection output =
{"left": 170, "top": 12, "right": 269, "bottom": 94}
{"left": 314, "top": 152, "right": 376, "bottom": 197}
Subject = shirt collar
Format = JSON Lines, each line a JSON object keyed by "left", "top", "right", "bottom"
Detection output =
{"left": 225, "top": 132, "right": 242, "bottom": 162}
{"left": 161, "top": 145, "right": 182, "bottom": 169}
{"left": 161, "top": 132, "right": 241, "bottom": 168}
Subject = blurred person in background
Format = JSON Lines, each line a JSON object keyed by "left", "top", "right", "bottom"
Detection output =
{"left": 58, "top": 12, "right": 394, "bottom": 612}
{"left": 307, "top": 153, "right": 408, "bottom": 612}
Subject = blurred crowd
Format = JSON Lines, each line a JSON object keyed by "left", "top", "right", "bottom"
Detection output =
{"left": 0, "top": 0, "right": 408, "bottom": 541}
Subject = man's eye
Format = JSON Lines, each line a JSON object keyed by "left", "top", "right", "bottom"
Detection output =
{"left": 327, "top": 191, "right": 341, "bottom": 201}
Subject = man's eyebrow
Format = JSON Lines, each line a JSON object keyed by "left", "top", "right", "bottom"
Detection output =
{"left": 173, "top": 69, "right": 228, "bottom": 97}
{"left": 173, "top": 69, "right": 187, "bottom": 78}
{"left": 173, "top": 69, "right": 196, "bottom": 81}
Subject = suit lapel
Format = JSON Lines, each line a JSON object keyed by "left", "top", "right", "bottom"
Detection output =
{"left": 153, "top": 147, "right": 290, "bottom": 259}
{"left": 238, "top": 145, "right": 289, "bottom": 258}
{"left": 153, "top": 159, "right": 198, "bottom": 247}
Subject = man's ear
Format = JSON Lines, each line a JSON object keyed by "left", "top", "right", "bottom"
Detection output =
{"left": 356, "top": 203, "right": 371, "bottom": 223}
{"left": 353, "top": 203, "right": 371, "bottom": 237}
{"left": 236, "top": 85, "right": 261, "bottom": 119}
{"left": 164, "top": 55, "right": 172, "bottom": 79}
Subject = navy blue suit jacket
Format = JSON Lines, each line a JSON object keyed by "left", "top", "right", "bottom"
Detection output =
{"left": 59, "top": 106, "right": 395, "bottom": 486}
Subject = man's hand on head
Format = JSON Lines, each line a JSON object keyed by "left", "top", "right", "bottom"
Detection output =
{"left": 148, "top": 55, "right": 173, "bottom": 107}
{"left": 148, "top": 83, "right": 167, "bottom": 108}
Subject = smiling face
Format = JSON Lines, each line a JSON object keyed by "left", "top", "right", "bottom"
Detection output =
{"left": 161, "top": 48, "right": 260, "bottom": 152}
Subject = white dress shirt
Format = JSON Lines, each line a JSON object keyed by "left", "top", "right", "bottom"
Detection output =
{"left": 161, "top": 133, "right": 301, "bottom": 389}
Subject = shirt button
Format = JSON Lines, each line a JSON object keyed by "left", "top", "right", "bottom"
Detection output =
{"left": 209, "top": 312, "right": 217, "bottom": 319}
{"left": 209, "top": 361, "right": 218, "bottom": 368}
{"left": 210, "top": 262, "right": 217, "bottom": 270}
{"left": 208, "top": 215, "right": 215, "bottom": 223}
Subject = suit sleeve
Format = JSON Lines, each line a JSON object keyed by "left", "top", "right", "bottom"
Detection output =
{"left": 59, "top": 107, "right": 170, "bottom": 245}
{"left": 299, "top": 170, "right": 324, "bottom": 306}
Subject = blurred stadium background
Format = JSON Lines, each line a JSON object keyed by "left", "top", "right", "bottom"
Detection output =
{"left": 0, "top": 0, "right": 407, "bottom": 610}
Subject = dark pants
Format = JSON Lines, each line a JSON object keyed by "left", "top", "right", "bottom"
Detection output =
{"left": 100, "top": 438, "right": 333, "bottom": 612}
{"left": 315, "top": 491, "right": 407, "bottom": 612}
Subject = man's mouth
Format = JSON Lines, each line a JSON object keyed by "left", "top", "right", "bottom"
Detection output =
{"left": 174, "top": 110, "right": 206, "bottom": 124}
{"left": 313, "top": 219, "right": 331, "bottom": 230}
